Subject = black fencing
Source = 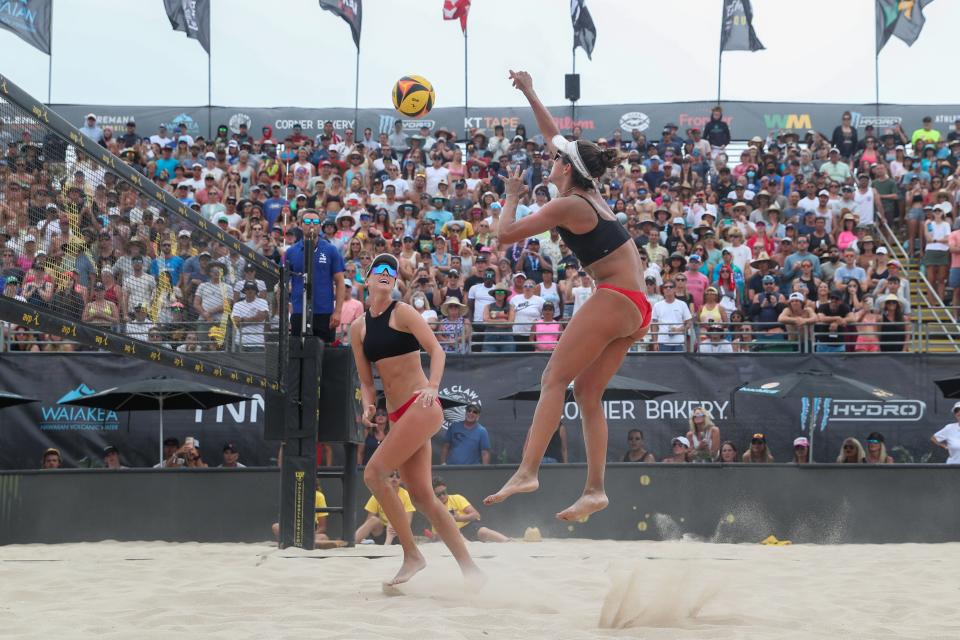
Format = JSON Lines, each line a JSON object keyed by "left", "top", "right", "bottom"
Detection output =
{"left": 0, "top": 72, "right": 283, "bottom": 390}
{"left": 0, "top": 352, "right": 955, "bottom": 470}
{"left": 3, "top": 464, "right": 959, "bottom": 545}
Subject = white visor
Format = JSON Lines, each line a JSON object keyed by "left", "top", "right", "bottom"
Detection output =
{"left": 551, "top": 134, "right": 592, "bottom": 181}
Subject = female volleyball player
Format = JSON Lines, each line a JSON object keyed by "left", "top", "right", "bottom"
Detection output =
{"left": 350, "top": 253, "right": 483, "bottom": 587}
{"left": 483, "top": 70, "right": 651, "bottom": 521}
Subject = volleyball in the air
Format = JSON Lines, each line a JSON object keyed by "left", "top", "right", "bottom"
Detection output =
{"left": 392, "top": 75, "right": 435, "bottom": 118}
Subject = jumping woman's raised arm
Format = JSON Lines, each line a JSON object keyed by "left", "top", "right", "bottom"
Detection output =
{"left": 509, "top": 71, "right": 560, "bottom": 151}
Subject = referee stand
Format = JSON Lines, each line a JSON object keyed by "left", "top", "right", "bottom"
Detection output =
{"left": 269, "top": 230, "right": 361, "bottom": 549}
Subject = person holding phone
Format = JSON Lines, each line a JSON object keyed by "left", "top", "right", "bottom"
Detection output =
{"left": 483, "top": 71, "right": 651, "bottom": 521}
{"left": 349, "top": 253, "right": 482, "bottom": 587}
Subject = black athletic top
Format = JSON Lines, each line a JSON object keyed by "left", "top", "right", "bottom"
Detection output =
{"left": 363, "top": 301, "right": 421, "bottom": 363}
{"left": 557, "top": 194, "right": 631, "bottom": 267}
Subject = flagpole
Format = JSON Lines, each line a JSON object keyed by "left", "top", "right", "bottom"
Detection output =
{"left": 874, "top": 3, "right": 880, "bottom": 118}
{"left": 354, "top": 44, "right": 360, "bottom": 136}
{"left": 571, "top": 48, "right": 576, "bottom": 124}
{"left": 463, "top": 24, "right": 468, "bottom": 140}
{"left": 47, "top": 0, "right": 53, "bottom": 104}
{"left": 208, "top": 51, "right": 212, "bottom": 140}
{"left": 716, "top": 52, "right": 722, "bottom": 105}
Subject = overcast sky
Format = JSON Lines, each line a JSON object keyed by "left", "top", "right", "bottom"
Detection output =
{"left": 1, "top": 0, "right": 957, "bottom": 108}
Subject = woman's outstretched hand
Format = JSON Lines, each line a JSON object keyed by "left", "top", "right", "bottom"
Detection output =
{"left": 509, "top": 70, "right": 533, "bottom": 94}
{"left": 504, "top": 165, "right": 527, "bottom": 199}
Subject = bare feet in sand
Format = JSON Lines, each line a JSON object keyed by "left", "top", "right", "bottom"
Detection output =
{"left": 464, "top": 566, "right": 488, "bottom": 593}
{"left": 483, "top": 471, "right": 539, "bottom": 506}
{"left": 556, "top": 490, "right": 609, "bottom": 521}
{"left": 385, "top": 555, "right": 426, "bottom": 586}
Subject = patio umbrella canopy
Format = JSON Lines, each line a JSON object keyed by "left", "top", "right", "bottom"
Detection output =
{"left": 735, "top": 370, "right": 904, "bottom": 401}
{"left": 59, "top": 376, "right": 251, "bottom": 465}
{"left": 0, "top": 391, "right": 38, "bottom": 409}
{"left": 501, "top": 374, "right": 676, "bottom": 402}
{"left": 734, "top": 369, "right": 902, "bottom": 462}
{"left": 933, "top": 375, "right": 960, "bottom": 399}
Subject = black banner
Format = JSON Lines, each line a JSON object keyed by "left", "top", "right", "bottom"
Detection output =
{"left": 0, "top": 0, "right": 51, "bottom": 54}
{"left": 163, "top": 0, "right": 211, "bottom": 53}
{"left": 318, "top": 0, "right": 361, "bottom": 50}
{"left": 0, "top": 353, "right": 954, "bottom": 470}
{"left": 40, "top": 102, "right": 960, "bottom": 148}
{"left": 720, "top": 0, "right": 764, "bottom": 52}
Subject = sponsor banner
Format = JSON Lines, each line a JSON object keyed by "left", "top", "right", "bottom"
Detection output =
{"left": 46, "top": 102, "right": 960, "bottom": 143}
{"left": 0, "top": 352, "right": 953, "bottom": 470}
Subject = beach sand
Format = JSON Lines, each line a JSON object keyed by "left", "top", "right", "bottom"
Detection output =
{"left": 1, "top": 538, "right": 957, "bottom": 639}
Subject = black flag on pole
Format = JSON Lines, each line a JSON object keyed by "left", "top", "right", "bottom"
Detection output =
{"left": 876, "top": 0, "right": 935, "bottom": 53}
{"left": 0, "top": 0, "right": 52, "bottom": 54}
{"left": 319, "top": 0, "right": 362, "bottom": 50}
{"left": 570, "top": 0, "right": 596, "bottom": 59}
{"left": 162, "top": 0, "right": 211, "bottom": 53}
{"left": 720, "top": 0, "right": 764, "bottom": 52}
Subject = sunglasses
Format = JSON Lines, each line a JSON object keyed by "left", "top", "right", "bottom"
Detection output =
{"left": 302, "top": 218, "right": 322, "bottom": 225}
{"left": 434, "top": 490, "right": 447, "bottom": 497}
{"left": 389, "top": 472, "right": 400, "bottom": 479}
{"left": 371, "top": 263, "right": 397, "bottom": 278}
{"left": 867, "top": 438, "right": 880, "bottom": 444}
{"left": 751, "top": 438, "right": 765, "bottom": 444}
{"left": 843, "top": 445, "right": 855, "bottom": 450}
{"left": 794, "top": 444, "right": 808, "bottom": 449}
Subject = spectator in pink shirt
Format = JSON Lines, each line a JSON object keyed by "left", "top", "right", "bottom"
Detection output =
{"left": 684, "top": 253, "right": 709, "bottom": 311}
{"left": 337, "top": 280, "right": 365, "bottom": 344}
{"left": 532, "top": 301, "right": 562, "bottom": 352}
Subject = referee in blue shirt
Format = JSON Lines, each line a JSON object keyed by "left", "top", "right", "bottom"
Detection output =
{"left": 285, "top": 209, "right": 345, "bottom": 342}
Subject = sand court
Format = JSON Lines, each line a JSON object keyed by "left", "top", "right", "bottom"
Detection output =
{"left": 2, "top": 538, "right": 957, "bottom": 639}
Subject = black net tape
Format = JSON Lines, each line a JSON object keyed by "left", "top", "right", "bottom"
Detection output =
{"left": 0, "top": 74, "right": 283, "bottom": 390}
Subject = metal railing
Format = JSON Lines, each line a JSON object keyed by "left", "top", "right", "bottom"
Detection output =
{"left": 874, "top": 208, "right": 960, "bottom": 352}
{"left": 467, "top": 320, "right": 568, "bottom": 352}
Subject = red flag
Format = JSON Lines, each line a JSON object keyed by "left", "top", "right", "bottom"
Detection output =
{"left": 442, "top": 0, "right": 470, "bottom": 33}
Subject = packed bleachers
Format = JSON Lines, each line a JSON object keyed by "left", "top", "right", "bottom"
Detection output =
{"left": 1, "top": 107, "right": 959, "bottom": 357}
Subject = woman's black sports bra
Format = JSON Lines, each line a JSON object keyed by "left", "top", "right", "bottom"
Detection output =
{"left": 557, "top": 193, "right": 631, "bottom": 267}
{"left": 363, "top": 301, "right": 421, "bottom": 363}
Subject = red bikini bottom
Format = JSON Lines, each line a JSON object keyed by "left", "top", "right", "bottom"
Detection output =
{"left": 597, "top": 284, "right": 653, "bottom": 330}
{"left": 388, "top": 393, "right": 442, "bottom": 422}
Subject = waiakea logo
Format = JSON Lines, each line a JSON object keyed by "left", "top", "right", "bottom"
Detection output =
{"left": 39, "top": 384, "right": 119, "bottom": 431}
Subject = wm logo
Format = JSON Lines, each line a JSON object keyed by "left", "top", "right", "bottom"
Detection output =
{"left": 763, "top": 113, "right": 812, "bottom": 130}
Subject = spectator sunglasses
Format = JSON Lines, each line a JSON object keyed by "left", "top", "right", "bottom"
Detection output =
{"left": 370, "top": 263, "right": 397, "bottom": 278}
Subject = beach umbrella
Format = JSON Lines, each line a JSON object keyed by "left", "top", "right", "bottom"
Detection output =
{"left": 733, "top": 370, "right": 902, "bottom": 461}
{"left": 933, "top": 375, "right": 960, "bottom": 399}
{"left": 59, "top": 376, "right": 251, "bottom": 466}
{"left": 0, "top": 391, "right": 38, "bottom": 409}
{"left": 500, "top": 374, "right": 676, "bottom": 402}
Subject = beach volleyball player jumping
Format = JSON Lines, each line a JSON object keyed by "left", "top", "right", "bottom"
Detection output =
{"left": 350, "top": 253, "right": 483, "bottom": 587}
{"left": 483, "top": 70, "right": 651, "bottom": 521}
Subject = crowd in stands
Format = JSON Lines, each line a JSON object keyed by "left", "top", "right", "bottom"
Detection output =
{"left": 4, "top": 106, "right": 960, "bottom": 354}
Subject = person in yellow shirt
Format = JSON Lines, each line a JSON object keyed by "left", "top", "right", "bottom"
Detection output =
{"left": 354, "top": 471, "right": 415, "bottom": 545}
{"left": 911, "top": 116, "right": 941, "bottom": 147}
{"left": 430, "top": 477, "right": 509, "bottom": 543}
{"left": 271, "top": 488, "right": 329, "bottom": 546}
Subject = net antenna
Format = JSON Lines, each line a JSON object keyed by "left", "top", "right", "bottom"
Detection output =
{"left": 0, "top": 73, "right": 286, "bottom": 392}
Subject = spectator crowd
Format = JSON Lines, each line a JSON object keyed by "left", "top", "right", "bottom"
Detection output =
{"left": 4, "top": 104, "right": 960, "bottom": 468}
{"left": 3, "top": 107, "right": 959, "bottom": 354}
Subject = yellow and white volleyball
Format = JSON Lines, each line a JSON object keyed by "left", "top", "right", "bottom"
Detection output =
{"left": 392, "top": 75, "right": 435, "bottom": 118}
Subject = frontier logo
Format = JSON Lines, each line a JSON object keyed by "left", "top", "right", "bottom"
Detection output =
{"left": 39, "top": 384, "right": 119, "bottom": 431}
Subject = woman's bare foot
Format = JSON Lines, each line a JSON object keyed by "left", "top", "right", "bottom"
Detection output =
{"left": 463, "top": 565, "right": 488, "bottom": 592}
{"left": 385, "top": 554, "right": 426, "bottom": 586}
{"left": 483, "top": 470, "right": 539, "bottom": 506}
{"left": 556, "top": 490, "right": 609, "bottom": 521}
